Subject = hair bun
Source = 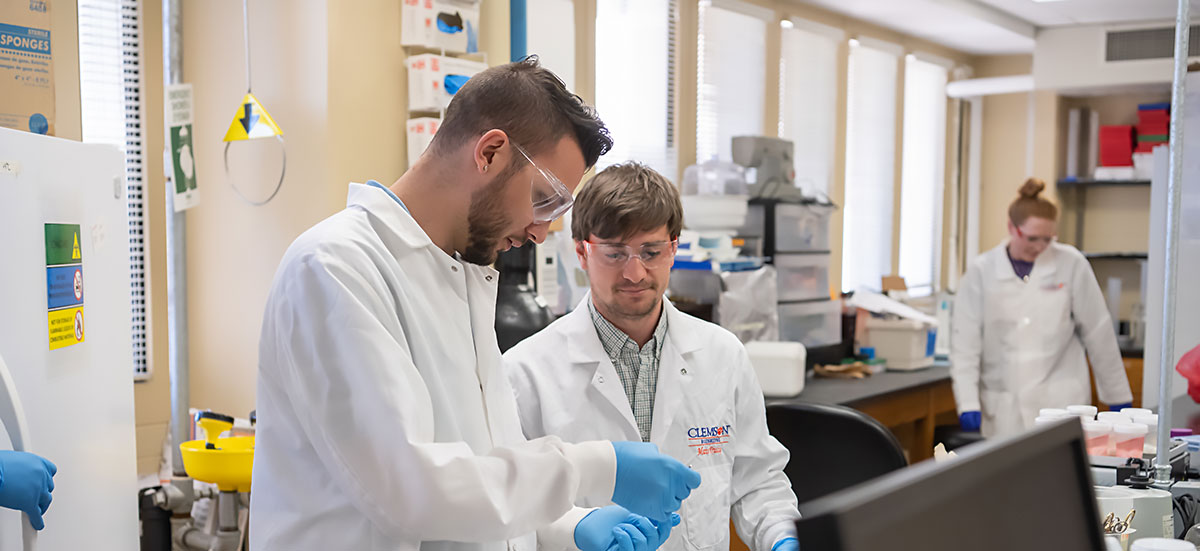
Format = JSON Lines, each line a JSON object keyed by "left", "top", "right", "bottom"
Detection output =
{"left": 1019, "top": 178, "right": 1046, "bottom": 199}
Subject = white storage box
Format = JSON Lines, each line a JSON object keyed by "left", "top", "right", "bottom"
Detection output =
{"left": 401, "top": 0, "right": 481, "bottom": 54}
{"left": 745, "top": 341, "right": 806, "bottom": 397}
{"left": 407, "top": 54, "right": 488, "bottom": 112}
{"left": 406, "top": 117, "right": 440, "bottom": 168}
{"left": 779, "top": 300, "right": 842, "bottom": 348}
{"left": 681, "top": 194, "right": 750, "bottom": 231}
{"left": 774, "top": 253, "right": 830, "bottom": 302}
{"left": 774, "top": 203, "right": 833, "bottom": 252}
{"left": 864, "top": 317, "right": 936, "bottom": 371}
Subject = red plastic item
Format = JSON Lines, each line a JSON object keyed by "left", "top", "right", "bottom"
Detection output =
{"left": 1178, "top": 345, "right": 1200, "bottom": 403}
{"left": 1139, "top": 110, "right": 1171, "bottom": 125}
{"left": 1100, "top": 125, "right": 1135, "bottom": 166}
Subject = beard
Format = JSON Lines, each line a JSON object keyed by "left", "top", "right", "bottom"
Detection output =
{"left": 461, "top": 159, "right": 522, "bottom": 266}
{"left": 598, "top": 283, "right": 662, "bottom": 320}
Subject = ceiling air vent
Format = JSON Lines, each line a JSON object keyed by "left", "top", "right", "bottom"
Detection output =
{"left": 1105, "top": 25, "right": 1200, "bottom": 62}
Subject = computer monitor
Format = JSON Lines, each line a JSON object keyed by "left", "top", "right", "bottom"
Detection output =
{"left": 795, "top": 418, "right": 1105, "bottom": 551}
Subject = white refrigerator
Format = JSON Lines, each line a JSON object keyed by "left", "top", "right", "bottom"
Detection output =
{"left": 0, "top": 128, "right": 139, "bottom": 550}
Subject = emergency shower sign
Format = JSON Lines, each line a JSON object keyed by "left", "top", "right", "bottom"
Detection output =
{"left": 44, "top": 223, "right": 85, "bottom": 350}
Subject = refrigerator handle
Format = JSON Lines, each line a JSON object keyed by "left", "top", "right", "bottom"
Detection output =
{"left": 0, "top": 352, "right": 37, "bottom": 551}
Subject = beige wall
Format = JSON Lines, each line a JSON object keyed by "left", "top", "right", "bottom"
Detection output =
{"left": 129, "top": 1, "right": 513, "bottom": 443}
{"left": 51, "top": 1, "right": 80, "bottom": 140}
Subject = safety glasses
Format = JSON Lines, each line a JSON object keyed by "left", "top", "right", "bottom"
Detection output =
{"left": 1015, "top": 226, "right": 1057, "bottom": 246}
{"left": 583, "top": 240, "right": 679, "bottom": 269}
{"left": 511, "top": 142, "right": 573, "bottom": 224}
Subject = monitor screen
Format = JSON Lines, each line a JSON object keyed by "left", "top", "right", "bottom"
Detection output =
{"left": 795, "top": 419, "right": 1105, "bottom": 551}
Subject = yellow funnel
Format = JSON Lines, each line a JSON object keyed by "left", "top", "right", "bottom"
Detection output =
{"left": 180, "top": 411, "right": 254, "bottom": 492}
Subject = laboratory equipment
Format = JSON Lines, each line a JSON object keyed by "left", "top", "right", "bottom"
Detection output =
{"left": 745, "top": 341, "right": 806, "bottom": 398}
{"left": 1113, "top": 424, "right": 1150, "bottom": 458}
{"left": 495, "top": 243, "right": 555, "bottom": 353}
{"left": 680, "top": 160, "right": 750, "bottom": 233}
{"left": 1042, "top": 408, "right": 1071, "bottom": 419}
{"left": 173, "top": 411, "right": 253, "bottom": 550}
{"left": 1099, "top": 412, "right": 1134, "bottom": 425}
{"left": 1130, "top": 539, "right": 1194, "bottom": 551}
{"left": 1132, "top": 414, "right": 1160, "bottom": 452}
{"left": 794, "top": 418, "right": 1106, "bottom": 550}
{"left": 731, "top": 136, "right": 804, "bottom": 202}
{"left": 0, "top": 128, "right": 140, "bottom": 551}
{"left": 1085, "top": 421, "right": 1115, "bottom": 456}
{"left": 1070, "top": 405, "right": 1101, "bottom": 420}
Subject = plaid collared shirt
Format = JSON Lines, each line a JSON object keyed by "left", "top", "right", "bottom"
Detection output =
{"left": 589, "top": 299, "right": 669, "bottom": 442}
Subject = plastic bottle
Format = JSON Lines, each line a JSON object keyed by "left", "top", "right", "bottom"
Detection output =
{"left": 1082, "top": 421, "right": 1114, "bottom": 456}
{"left": 1067, "top": 404, "right": 1099, "bottom": 421}
{"left": 1112, "top": 423, "right": 1149, "bottom": 459}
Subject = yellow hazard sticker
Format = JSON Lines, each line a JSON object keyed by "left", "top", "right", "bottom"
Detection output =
{"left": 222, "top": 92, "right": 283, "bottom": 141}
{"left": 48, "top": 306, "right": 84, "bottom": 351}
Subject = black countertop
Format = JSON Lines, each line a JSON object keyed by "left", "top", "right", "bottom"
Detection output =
{"left": 768, "top": 360, "right": 952, "bottom": 407}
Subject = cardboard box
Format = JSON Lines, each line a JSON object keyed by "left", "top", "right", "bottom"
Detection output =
{"left": 0, "top": 1, "right": 55, "bottom": 135}
{"left": 401, "top": 0, "right": 481, "bottom": 54}
{"left": 406, "top": 117, "right": 440, "bottom": 170}
{"left": 407, "top": 53, "right": 488, "bottom": 112}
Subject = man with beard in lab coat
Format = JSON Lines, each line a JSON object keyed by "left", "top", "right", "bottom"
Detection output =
{"left": 252, "top": 58, "right": 701, "bottom": 551}
{"left": 504, "top": 163, "right": 802, "bottom": 551}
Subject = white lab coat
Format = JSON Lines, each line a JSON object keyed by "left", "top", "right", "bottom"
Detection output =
{"left": 251, "top": 183, "right": 617, "bottom": 551}
{"left": 504, "top": 296, "right": 801, "bottom": 551}
{"left": 950, "top": 241, "right": 1133, "bottom": 437}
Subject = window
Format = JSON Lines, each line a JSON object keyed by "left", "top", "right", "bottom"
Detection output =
{"left": 898, "top": 55, "right": 950, "bottom": 296}
{"left": 594, "top": 0, "right": 677, "bottom": 180}
{"left": 696, "top": 0, "right": 768, "bottom": 163}
{"left": 526, "top": 0, "right": 576, "bottom": 90}
{"left": 779, "top": 19, "right": 841, "bottom": 198}
{"left": 79, "top": 0, "right": 149, "bottom": 380}
{"left": 841, "top": 38, "right": 900, "bottom": 293}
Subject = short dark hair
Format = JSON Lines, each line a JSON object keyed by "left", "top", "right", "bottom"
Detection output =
{"left": 429, "top": 56, "right": 612, "bottom": 167}
{"left": 571, "top": 162, "right": 683, "bottom": 242}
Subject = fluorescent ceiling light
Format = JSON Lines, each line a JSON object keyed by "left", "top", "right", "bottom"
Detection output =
{"left": 780, "top": 19, "right": 794, "bottom": 29}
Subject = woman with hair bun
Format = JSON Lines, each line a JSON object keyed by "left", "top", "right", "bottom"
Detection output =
{"left": 949, "top": 178, "right": 1133, "bottom": 437}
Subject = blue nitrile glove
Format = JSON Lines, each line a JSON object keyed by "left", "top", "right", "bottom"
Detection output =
{"left": 577, "top": 506, "right": 662, "bottom": 551}
{"left": 611, "top": 441, "right": 702, "bottom": 522}
{"left": 1109, "top": 403, "right": 1133, "bottom": 412}
{"left": 602, "top": 514, "right": 680, "bottom": 551}
{"left": 772, "top": 537, "right": 799, "bottom": 551}
{"left": 0, "top": 450, "right": 57, "bottom": 530}
{"left": 959, "top": 411, "right": 981, "bottom": 432}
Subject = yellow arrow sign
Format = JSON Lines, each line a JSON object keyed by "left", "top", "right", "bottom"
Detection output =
{"left": 223, "top": 92, "right": 283, "bottom": 141}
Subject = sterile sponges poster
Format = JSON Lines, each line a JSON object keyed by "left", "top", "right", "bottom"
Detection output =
{"left": 0, "top": 0, "right": 54, "bottom": 135}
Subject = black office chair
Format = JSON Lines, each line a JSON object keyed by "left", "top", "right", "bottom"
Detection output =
{"left": 766, "top": 402, "right": 908, "bottom": 512}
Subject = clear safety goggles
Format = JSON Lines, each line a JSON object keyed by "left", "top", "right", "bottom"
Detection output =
{"left": 584, "top": 240, "right": 679, "bottom": 269}
{"left": 511, "top": 142, "right": 573, "bottom": 224}
{"left": 1015, "top": 226, "right": 1057, "bottom": 246}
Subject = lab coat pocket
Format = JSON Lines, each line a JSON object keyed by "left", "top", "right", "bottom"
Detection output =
{"left": 680, "top": 465, "right": 730, "bottom": 551}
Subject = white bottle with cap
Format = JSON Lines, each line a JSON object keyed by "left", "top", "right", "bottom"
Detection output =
{"left": 1112, "top": 423, "right": 1149, "bottom": 458}
{"left": 1121, "top": 407, "right": 1154, "bottom": 419}
{"left": 1131, "top": 538, "right": 1195, "bottom": 551}
{"left": 1098, "top": 411, "right": 1133, "bottom": 425}
{"left": 1067, "top": 404, "right": 1099, "bottom": 420}
{"left": 1039, "top": 408, "right": 1070, "bottom": 419}
{"left": 1131, "top": 413, "right": 1159, "bottom": 453}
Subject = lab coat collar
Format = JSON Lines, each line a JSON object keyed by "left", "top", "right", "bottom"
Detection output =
{"left": 564, "top": 292, "right": 703, "bottom": 362}
{"left": 346, "top": 182, "right": 438, "bottom": 253}
{"left": 561, "top": 293, "right": 640, "bottom": 436}
{"left": 989, "top": 240, "right": 1059, "bottom": 282}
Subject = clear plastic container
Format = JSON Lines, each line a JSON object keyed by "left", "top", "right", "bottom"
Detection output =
{"left": 681, "top": 160, "right": 748, "bottom": 196}
{"left": 1067, "top": 405, "right": 1099, "bottom": 420}
{"left": 1120, "top": 407, "right": 1154, "bottom": 418}
{"left": 778, "top": 300, "right": 842, "bottom": 348}
{"left": 775, "top": 254, "right": 831, "bottom": 302}
{"left": 1035, "top": 415, "right": 1063, "bottom": 426}
{"left": 1097, "top": 411, "right": 1133, "bottom": 425}
{"left": 1039, "top": 408, "right": 1070, "bottom": 419}
{"left": 1131, "top": 414, "right": 1159, "bottom": 452}
{"left": 1083, "top": 421, "right": 1114, "bottom": 456}
{"left": 773, "top": 203, "right": 833, "bottom": 253}
{"left": 1112, "top": 423, "right": 1149, "bottom": 458}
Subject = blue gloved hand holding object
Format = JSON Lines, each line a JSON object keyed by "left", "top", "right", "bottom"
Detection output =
{"left": 577, "top": 506, "right": 677, "bottom": 551}
{"left": 959, "top": 411, "right": 981, "bottom": 432}
{"left": 1109, "top": 403, "right": 1133, "bottom": 412}
{"left": 611, "top": 441, "right": 701, "bottom": 522}
{"left": 0, "top": 450, "right": 57, "bottom": 530}
{"left": 772, "top": 537, "right": 799, "bottom": 551}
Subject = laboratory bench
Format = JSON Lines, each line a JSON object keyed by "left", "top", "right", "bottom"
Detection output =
{"left": 767, "top": 361, "right": 956, "bottom": 463}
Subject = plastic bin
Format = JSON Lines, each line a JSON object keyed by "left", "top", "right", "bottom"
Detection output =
{"left": 745, "top": 341, "right": 806, "bottom": 397}
{"left": 774, "top": 253, "right": 831, "bottom": 302}
{"left": 774, "top": 203, "right": 833, "bottom": 252}
{"left": 668, "top": 269, "right": 722, "bottom": 304}
{"left": 863, "top": 318, "right": 936, "bottom": 371}
{"left": 779, "top": 300, "right": 842, "bottom": 348}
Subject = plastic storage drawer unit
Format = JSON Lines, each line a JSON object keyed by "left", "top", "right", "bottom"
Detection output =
{"left": 779, "top": 300, "right": 842, "bottom": 348}
{"left": 774, "top": 253, "right": 831, "bottom": 302}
